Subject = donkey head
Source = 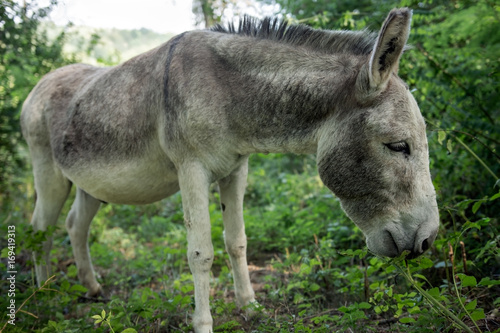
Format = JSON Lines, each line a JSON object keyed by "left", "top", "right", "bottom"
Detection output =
{"left": 317, "top": 8, "right": 439, "bottom": 258}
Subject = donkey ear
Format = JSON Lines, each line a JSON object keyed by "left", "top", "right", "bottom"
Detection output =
{"left": 368, "top": 8, "right": 412, "bottom": 89}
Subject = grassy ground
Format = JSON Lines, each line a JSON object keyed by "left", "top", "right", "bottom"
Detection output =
{"left": 0, "top": 153, "right": 499, "bottom": 332}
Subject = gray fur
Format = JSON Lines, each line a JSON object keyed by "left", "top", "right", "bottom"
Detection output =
{"left": 21, "top": 8, "right": 438, "bottom": 333}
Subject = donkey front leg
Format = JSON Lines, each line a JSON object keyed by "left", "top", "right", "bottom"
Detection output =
{"left": 218, "top": 158, "right": 255, "bottom": 308}
{"left": 65, "top": 188, "right": 102, "bottom": 296}
{"left": 178, "top": 163, "right": 214, "bottom": 333}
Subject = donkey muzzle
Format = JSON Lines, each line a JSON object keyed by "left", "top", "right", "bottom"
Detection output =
{"left": 366, "top": 219, "right": 439, "bottom": 259}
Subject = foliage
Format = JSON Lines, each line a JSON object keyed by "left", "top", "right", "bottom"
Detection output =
{"left": 192, "top": 0, "right": 245, "bottom": 27}
{"left": 1, "top": 156, "right": 498, "bottom": 332}
{"left": 399, "top": 0, "right": 499, "bottom": 205}
{"left": 43, "top": 22, "right": 175, "bottom": 65}
{"left": 260, "top": 0, "right": 400, "bottom": 29}
{"left": 193, "top": 0, "right": 222, "bottom": 27}
{"left": 0, "top": 0, "right": 73, "bottom": 197}
{"left": 0, "top": 0, "right": 499, "bottom": 332}
{"left": 92, "top": 310, "right": 137, "bottom": 333}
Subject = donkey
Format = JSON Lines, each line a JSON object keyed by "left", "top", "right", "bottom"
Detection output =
{"left": 21, "top": 8, "right": 438, "bottom": 332}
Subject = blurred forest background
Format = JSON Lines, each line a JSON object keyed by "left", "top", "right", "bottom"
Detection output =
{"left": 0, "top": 0, "right": 499, "bottom": 332}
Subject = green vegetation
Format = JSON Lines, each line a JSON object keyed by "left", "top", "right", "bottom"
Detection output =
{"left": 43, "top": 22, "right": 175, "bottom": 65}
{"left": 1, "top": 0, "right": 499, "bottom": 332}
{"left": 0, "top": 0, "right": 72, "bottom": 196}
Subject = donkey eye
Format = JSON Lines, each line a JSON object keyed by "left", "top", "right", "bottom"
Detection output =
{"left": 385, "top": 141, "right": 410, "bottom": 155}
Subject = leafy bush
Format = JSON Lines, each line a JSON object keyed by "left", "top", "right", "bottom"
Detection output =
{"left": 0, "top": 0, "right": 73, "bottom": 197}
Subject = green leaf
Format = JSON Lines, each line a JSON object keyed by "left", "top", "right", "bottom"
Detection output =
{"left": 470, "top": 308, "right": 485, "bottom": 321}
{"left": 338, "top": 306, "right": 348, "bottom": 313}
{"left": 457, "top": 274, "right": 477, "bottom": 287}
{"left": 456, "top": 199, "right": 473, "bottom": 211}
{"left": 415, "top": 257, "right": 434, "bottom": 269}
{"left": 67, "top": 265, "right": 78, "bottom": 278}
{"left": 141, "top": 291, "right": 149, "bottom": 303}
{"left": 60, "top": 279, "right": 70, "bottom": 291}
{"left": 309, "top": 283, "right": 320, "bottom": 292}
{"left": 357, "top": 302, "right": 371, "bottom": 309}
{"left": 385, "top": 265, "right": 396, "bottom": 274}
{"left": 465, "top": 299, "right": 477, "bottom": 311}
{"left": 438, "top": 131, "right": 446, "bottom": 145}
{"left": 464, "top": 218, "right": 490, "bottom": 230}
{"left": 478, "top": 277, "right": 500, "bottom": 287}
{"left": 489, "top": 192, "right": 500, "bottom": 201}
{"left": 472, "top": 201, "right": 482, "bottom": 214}
{"left": 414, "top": 274, "right": 431, "bottom": 284}
{"left": 408, "top": 306, "right": 421, "bottom": 314}
{"left": 399, "top": 317, "right": 416, "bottom": 323}
{"left": 121, "top": 329, "right": 138, "bottom": 333}
{"left": 446, "top": 139, "right": 453, "bottom": 153}
{"left": 70, "top": 284, "right": 88, "bottom": 293}
{"left": 349, "top": 310, "right": 368, "bottom": 320}
{"left": 171, "top": 294, "right": 183, "bottom": 306}
{"left": 427, "top": 287, "right": 441, "bottom": 298}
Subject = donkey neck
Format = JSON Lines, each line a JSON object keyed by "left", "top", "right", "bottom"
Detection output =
{"left": 210, "top": 33, "right": 364, "bottom": 155}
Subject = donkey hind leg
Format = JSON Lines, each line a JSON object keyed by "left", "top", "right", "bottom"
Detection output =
{"left": 178, "top": 162, "right": 214, "bottom": 333}
{"left": 65, "top": 188, "right": 102, "bottom": 296}
{"left": 30, "top": 160, "right": 71, "bottom": 287}
{"left": 218, "top": 157, "right": 256, "bottom": 308}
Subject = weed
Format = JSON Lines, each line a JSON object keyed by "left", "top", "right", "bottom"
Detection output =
{"left": 1, "top": 158, "right": 498, "bottom": 332}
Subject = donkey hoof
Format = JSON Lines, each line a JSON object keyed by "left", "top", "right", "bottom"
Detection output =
{"left": 192, "top": 322, "right": 213, "bottom": 333}
{"left": 79, "top": 284, "right": 108, "bottom": 302}
{"left": 87, "top": 283, "right": 104, "bottom": 297}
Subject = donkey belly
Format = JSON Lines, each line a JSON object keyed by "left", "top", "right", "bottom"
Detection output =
{"left": 62, "top": 157, "right": 180, "bottom": 205}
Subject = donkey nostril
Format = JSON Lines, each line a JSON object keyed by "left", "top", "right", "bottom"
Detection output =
{"left": 407, "top": 236, "right": 433, "bottom": 259}
{"left": 422, "top": 238, "right": 429, "bottom": 252}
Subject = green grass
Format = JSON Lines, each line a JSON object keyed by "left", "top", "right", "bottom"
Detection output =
{"left": 1, "top": 153, "right": 499, "bottom": 332}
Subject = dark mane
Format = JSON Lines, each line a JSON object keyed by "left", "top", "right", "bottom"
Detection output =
{"left": 210, "top": 15, "right": 377, "bottom": 55}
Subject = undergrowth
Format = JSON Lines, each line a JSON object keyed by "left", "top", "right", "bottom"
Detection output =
{"left": 0, "top": 154, "right": 499, "bottom": 332}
